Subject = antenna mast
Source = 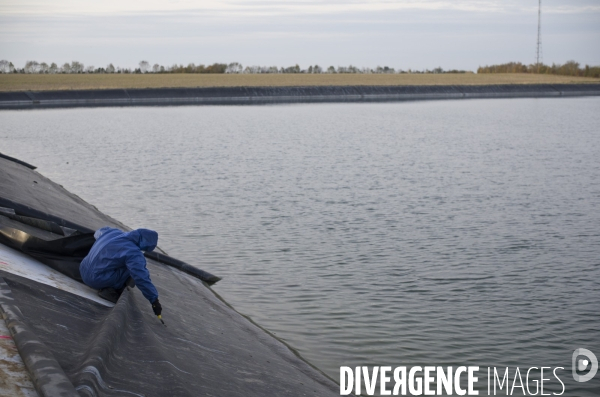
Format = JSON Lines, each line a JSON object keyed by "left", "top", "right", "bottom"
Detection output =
{"left": 536, "top": 0, "right": 542, "bottom": 67}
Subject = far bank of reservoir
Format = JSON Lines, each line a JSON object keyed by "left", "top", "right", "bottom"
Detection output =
{"left": 1, "top": 83, "right": 599, "bottom": 109}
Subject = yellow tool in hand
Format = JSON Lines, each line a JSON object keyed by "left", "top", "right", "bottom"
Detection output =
{"left": 152, "top": 299, "right": 166, "bottom": 326}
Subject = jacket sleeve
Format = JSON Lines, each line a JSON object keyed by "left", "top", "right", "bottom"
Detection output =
{"left": 125, "top": 251, "right": 159, "bottom": 303}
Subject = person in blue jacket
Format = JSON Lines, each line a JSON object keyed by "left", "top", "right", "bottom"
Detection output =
{"left": 80, "top": 227, "right": 162, "bottom": 316}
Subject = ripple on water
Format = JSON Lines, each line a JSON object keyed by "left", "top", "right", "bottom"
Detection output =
{"left": 1, "top": 98, "right": 599, "bottom": 395}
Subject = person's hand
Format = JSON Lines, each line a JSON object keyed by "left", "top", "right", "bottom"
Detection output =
{"left": 152, "top": 299, "right": 162, "bottom": 316}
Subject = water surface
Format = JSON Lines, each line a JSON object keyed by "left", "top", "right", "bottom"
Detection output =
{"left": 2, "top": 98, "right": 599, "bottom": 394}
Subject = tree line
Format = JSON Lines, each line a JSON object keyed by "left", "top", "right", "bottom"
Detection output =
{"left": 2, "top": 59, "right": 598, "bottom": 77}
{"left": 0, "top": 60, "right": 470, "bottom": 75}
{"left": 477, "top": 61, "right": 600, "bottom": 78}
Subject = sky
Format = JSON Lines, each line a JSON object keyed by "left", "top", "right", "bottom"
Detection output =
{"left": 0, "top": 0, "right": 599, "bottom": 71}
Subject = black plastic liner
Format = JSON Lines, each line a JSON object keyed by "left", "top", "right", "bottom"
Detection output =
{"left": 144, "top": 251, "right": 221, "bottom": 284}
{"left": 0, "top": 151, "right": 37, "bottom": 169}
{"left": 0, "top": 196, "right": 94, "bottom": 233}
{"left": 0, "top": 225, "right": 93, "bottom": 282}
{"left": 0, "top": 155, "right": 340, "bottom": 397}
{"left": 0, "top": 216, "right": 221, "bottom": 285}
{"left": 0, "top": 277, "right": 79, "bottom": 397}
{"left": 4, "top": 213, "right": 77, "bottom": 236}
{"left": 0, "top": 195, "right": 220, "bottom": 284}
{"left": 1, "top": 84, "right": 598, "bottom": 109}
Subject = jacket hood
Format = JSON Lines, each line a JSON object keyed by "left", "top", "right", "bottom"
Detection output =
{"left": 126, "top": 229, "right": 158, "bottom": 252}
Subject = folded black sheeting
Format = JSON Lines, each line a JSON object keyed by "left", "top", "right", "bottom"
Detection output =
{"left": 0, "top": 271, "right": 229, "bottom": 397}
{"left": 144, "top": 251, "right": 221, "bottom": 284}
{"left": 0, "top": 278, "right": 79, "bottom": 397}
{"left": 0, "top": 208, "right": 77, "bottom": 236}
{"left": 0, "top": 196, "right": 94, "bottom": 233}
{"left": 8, "top": 213, "right": 70, "bottom": 235}
{"left": 0, "top": 225, "right": 93, "bottom": 281}
{"left": 0, "top": 155, "right": 340, "bottom": 397}
{"left": 0, "top": 194, "right": 221, "bottom": 284}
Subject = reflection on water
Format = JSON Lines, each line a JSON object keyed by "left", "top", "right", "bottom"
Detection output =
{"left": 2, "top": 98, "right": 599, "bottom": 395}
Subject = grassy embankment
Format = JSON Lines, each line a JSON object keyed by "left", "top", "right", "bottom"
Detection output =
{"left": 1, "top": 73, "right": 599, "bottom": 92}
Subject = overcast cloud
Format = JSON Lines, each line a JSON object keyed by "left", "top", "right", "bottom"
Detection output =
{"left": 1, "top": 0, "right": 598, "bottom": 70}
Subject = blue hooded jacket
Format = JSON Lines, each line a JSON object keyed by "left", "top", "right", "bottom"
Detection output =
{"left": 80, "top": 227, "right": 159, "bottom": 303}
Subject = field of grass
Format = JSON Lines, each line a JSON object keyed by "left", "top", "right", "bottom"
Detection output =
{"left": 1, "top": 73, "right": 599, "bottom": 92}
